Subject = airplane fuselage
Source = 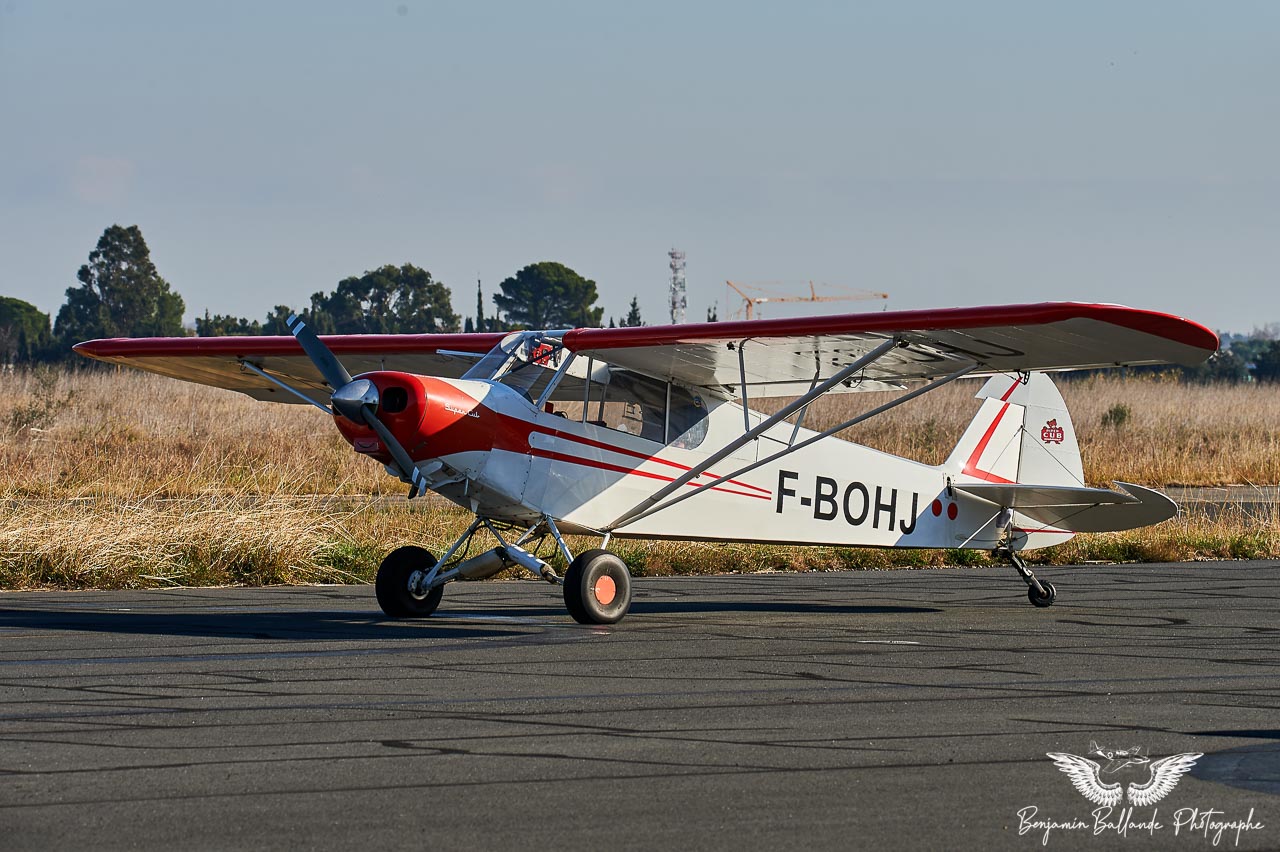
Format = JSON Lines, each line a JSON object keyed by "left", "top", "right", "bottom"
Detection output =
{"left": 333, "top": 372, "right": 1071, "bottom": 551}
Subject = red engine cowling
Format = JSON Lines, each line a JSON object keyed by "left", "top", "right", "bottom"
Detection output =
{"left": 332, "top": 373, "right": 497, "bottom": 464}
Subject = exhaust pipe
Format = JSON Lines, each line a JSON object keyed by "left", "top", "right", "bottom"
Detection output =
{"left": 452, "top": 543, "right": 555, "bottom": 582}
{"left": 498, "top": 543, "right": 556, "bottom": 582}
{"left": 454, "top": 548, "right": 512, "bottom": 580}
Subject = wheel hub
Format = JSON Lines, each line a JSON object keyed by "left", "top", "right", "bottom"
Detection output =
{"left": 593, "top": 575, "right": 617, "bottom": 606}
{"left": 407, "top": 569, "right": 430, "bottom": 600}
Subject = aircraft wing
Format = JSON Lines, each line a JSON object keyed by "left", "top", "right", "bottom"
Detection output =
{"left": 561, "top": 302, "right": 1218, "bottom": 397}
{"left": 73, "top": 333, "right": 505, "bottom": 406}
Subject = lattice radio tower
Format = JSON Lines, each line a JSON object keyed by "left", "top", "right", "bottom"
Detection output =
{"left": 668, "top": 248, "right": 687, "bottom": 324}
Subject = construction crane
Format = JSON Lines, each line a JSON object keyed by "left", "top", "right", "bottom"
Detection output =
{"left": 724, "top": 280, "right": 889, "bottom": 321}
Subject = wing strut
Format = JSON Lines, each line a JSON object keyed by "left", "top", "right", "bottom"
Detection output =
{"left": 789, "top": 362, "right": 823, "bottom": 447}
{"left": 238, "top": 361, "right": 332, "bottom": 414}
{"left": 606, "top": 337, "right": 900, "bottom": 529}
{"left": 609, "top": 361, "right": 977, "bottom": 531}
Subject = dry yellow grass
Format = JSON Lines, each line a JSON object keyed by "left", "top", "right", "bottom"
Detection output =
{"left": 4, "top": 368, "right": 387, "bottom": 498}
{"left": 1, "top": 367, "right": 1277, "bottom": 589}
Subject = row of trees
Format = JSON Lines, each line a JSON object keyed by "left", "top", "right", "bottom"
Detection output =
{"left": 4, "top": 224, "right": 649, "bottom": 365}
{"left": 9, "top": 223, "right": 1280, "bottom": 383}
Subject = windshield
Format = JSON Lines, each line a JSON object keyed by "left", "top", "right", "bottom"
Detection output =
{"left": 462, "top": 331, "right": 567, "bottom": 400}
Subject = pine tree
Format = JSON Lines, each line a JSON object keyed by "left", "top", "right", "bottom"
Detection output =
{"left": 622, "top": 296, "right": 643, "bottom": 327}
{"left": 493, "top": 262, "right": 603, "bottom": 329}
{"left": 55, "top": 225, "right": 185, "bottom": 345}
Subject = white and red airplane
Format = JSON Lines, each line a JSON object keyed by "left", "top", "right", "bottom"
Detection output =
{"left": 75, "top": 302, "right": 1217, "bottom": 624}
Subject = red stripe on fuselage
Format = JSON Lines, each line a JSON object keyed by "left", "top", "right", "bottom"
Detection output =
{"left": 521, "top": 420, "right": 773, "bottom": 496}
{"left": 528, "top": 449, "right": 773, "bottom": 500}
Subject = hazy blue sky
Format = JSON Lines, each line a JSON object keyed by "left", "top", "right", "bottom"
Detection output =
{"left": 2, "top": 1, "right": 1277, "bottom": 334}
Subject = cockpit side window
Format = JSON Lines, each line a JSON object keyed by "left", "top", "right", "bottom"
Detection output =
{"left": 554, "top": 368, "right": 708, "bottom": 449}
{"left": 668, "top": 385, "right": 709, "bottom": 449}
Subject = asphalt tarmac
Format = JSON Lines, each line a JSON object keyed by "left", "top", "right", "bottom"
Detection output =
{"left": 1, "top": 563, "right": 1278, "bottom": 851}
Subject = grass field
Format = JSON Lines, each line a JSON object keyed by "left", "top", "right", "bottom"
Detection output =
{"left": 2, "top": 367, "right": 1278, "bottom": 589}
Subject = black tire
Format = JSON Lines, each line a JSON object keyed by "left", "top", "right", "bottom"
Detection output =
{"left": 1028, "top": 579, "right": 1057, "bottom": 608}
{"left": 376, "top": 545, "right": 444, "bottom": 618}
{"left": 563, "top": 549, "right": 632, "bottom": 625}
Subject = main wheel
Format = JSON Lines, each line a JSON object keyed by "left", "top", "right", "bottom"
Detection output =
{"left": 1027, "top": 579, "right": 1057, "bottom": 608}
{"left": 563, "top": 549, "right": 632, "bottom": 625}
{"left": 376, "top": 545, "right": 444, "bottom": 618}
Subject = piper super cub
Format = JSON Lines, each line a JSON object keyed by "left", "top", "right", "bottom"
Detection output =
{"left": 75, "top": 302, "right": 1217, "bottom": 624}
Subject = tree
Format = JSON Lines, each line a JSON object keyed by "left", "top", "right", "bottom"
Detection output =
{"left": 475, "top": 280, "right": 486, "bottom": 333}
{"left": 54, "top": 225, "right": 184, "bottom": 346}
{"left": 0, "top": 296, "right": 53, "bottom": 364}
{"left": 195, "top": 310, "right": 263, "bottom": 336}
{"left": 263, "top": 306, "right": 293, "bottom": 335}
{"left": 1179, "top": 348, "right": 1249, "bottom": 384}
{"left": 493, "top": 262, "right": 603, "bottom": 329}
{"left": 706, "top": 304, "right": 718, "bottom": 323}
{"left": 1254, "top": 340, "right": 1280, "bottom": 383}
{"left": 621, "top": 296, "right": 643, "bottom": 328}
{"left": 303, "top": 264, "right": 459, "bottom": 334}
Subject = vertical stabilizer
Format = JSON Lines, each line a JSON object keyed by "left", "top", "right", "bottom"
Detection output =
{"left": 945, "top": 373, "right": 1083, "bottom": 488}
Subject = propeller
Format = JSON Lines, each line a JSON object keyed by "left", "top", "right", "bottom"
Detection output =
{"left": 286, "top": 314, "right": 426, "bottom": 497}
{"left": 285, "top": 314, "right": 352, "bottom": 390}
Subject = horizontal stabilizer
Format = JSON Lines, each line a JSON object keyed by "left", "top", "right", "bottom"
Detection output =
{"left": 954, "top": 482, "right": 1140, "bottom": 508}
{"left": 958, "top": 481, "right": 1177, "bottom": 533}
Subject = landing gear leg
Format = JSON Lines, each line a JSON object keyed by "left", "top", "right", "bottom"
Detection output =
{"left": 1000, "top": 546, "right": 1057, "bottom": 608}
{"left": 992, "top": 508, "right": 1055, "bottom": 608}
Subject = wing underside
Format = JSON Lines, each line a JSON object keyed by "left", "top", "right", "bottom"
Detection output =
{"left": 74, "top": 303, "right": 1217, "bottom": 404}
{"left": 563, "top": 302, "right": 1218, "bottom": 397}
{"left": 73, "top": 333, "right": 506, "bottom": 406}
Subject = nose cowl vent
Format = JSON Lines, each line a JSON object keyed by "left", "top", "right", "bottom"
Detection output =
{"left": 382, "top": 386, "right": 409, "bottom": 414}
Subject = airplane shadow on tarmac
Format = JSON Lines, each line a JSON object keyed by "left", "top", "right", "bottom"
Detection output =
{"left": 628, "top": 601, "right": 940, "bottom": 616}
{"left": 1190, "top": 733, "right": 1280, "bottom": 796}
{"left": 0, "top": 600, "right": 939, "bottom": 642}
{"left": 0, "top": 608, "right": 525, "bottom": 642}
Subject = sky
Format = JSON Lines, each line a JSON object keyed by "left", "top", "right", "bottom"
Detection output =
{"left": 2, "top": 1, "right": 1278, "bottom": 335}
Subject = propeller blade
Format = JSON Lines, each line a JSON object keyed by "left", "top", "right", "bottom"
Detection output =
{"left": 286, "top": 313, "right": 353, "bottom": 390}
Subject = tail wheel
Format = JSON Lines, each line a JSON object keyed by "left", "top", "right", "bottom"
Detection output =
{"left": 1028, "top": 579, "right": 1057, "bottom": 608}
{"left": 563, "top": 549, "right": 632, "bottom": 625}
{"left": 376, "top": 545, "right": 443, "bottom": 618}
